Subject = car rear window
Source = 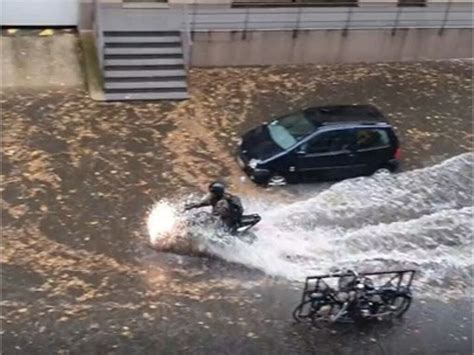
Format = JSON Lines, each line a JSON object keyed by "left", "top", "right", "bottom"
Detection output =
{"left": 356, "top": 129, "right": 390, "bottom": 149}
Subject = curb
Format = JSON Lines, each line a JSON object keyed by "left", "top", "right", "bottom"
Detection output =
{"left": 79, "top": 31, "right": 105, "bottom": 101}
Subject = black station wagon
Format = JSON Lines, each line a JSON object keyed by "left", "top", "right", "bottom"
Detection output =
{"left": 237, "top": 105, "right": 400, "bottom": 185}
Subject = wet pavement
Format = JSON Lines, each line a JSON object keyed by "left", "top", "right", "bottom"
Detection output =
{"left": 1, "top": 32, "right": 473, "bottom": 354}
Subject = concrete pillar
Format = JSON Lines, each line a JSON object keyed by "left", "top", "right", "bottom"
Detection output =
{"left": 79, "top": 0, "right": 101, "bottom": 30}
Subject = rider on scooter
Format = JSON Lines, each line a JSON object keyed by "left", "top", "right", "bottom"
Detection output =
{"left": 184, "top": 181, "right": 244, "bottom": 232}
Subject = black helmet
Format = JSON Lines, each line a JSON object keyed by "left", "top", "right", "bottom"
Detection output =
{"left": 209, "top": 181, "right": 225, "bottom": 197}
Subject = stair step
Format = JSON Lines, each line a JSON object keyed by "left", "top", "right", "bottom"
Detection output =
{"left": 104, "top": 31, "right": 180, "bottom": 37}
{"left": 105, "top": 92, "right": 190, "bottom": 101}
{"left": 104, "top": 36, "right": 181, "bottom": 44}
{"left": 105, "top": 64, "right": 184, "bottom": 70}
{"left": 106, "top": 75, "right": 186, "bottom": 82}
{"left": 105, "top": 53, "right": 183, "bottom": 60}
{"left": 105, "top": 87, "right": 188, "bottom": 94}
{"left": 100, "top": 30, "right": 188, "bottom": 102}
{"left": 105, "top": 47, "right": 183, "bottom": 55}
{"left": 105, "top": 42, "right": 181, "bottom": 48}
{"left": 104, "top": 69, "right": 187, "bottom": 78}
{"left": 105, "top": 81, "right": 187, "bottom": 89}
{"left": 104, "top": 58, "right": 185, "bottom": 66}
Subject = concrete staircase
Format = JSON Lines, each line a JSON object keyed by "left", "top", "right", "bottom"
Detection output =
{"left": 102, "top": 30, "right": 189, "bottom": 100}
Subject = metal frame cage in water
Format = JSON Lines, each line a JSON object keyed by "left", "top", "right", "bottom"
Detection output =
{"left": 294, "top": 269, "right": 416, "bottom": 322}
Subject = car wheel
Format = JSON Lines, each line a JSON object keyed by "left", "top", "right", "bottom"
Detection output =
{"left": 375, "top": 168, "right": 392, "bottom": 175}
{"left": 267, "top": 174, "right": 287, "bottom": 186}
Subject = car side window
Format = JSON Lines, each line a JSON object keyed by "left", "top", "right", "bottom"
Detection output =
{"left": 304, "top": 130, "right": 354, "bottom": 154}
{"left": 356, "top": 129, "right": 390, "bottom": 150}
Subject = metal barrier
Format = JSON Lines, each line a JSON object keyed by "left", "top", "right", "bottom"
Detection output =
{"left": 233, "top": 0, "right": 360, "bottom": 7}
{"left": 95, "top": 1, "right": 472, "bottom": 67}
{"left": 187, "top": 3, "right": 473, "bottom": 33}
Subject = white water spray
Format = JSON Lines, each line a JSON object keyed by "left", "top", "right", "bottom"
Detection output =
{"left": 147, "top": 201, "right": 178, "bottom": 246}
{"left": 147, "top": 153, "right": 473, "bottom": 298}
{"left": 147, "top": 199, "right": 219, "bottom": 255}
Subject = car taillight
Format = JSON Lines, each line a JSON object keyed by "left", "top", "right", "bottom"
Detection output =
{"left": 395, "top": 147, "right": 401, "bottom": 160}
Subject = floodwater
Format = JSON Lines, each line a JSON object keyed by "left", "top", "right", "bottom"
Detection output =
{"left": 151, "top": 153, "right": 472, "bottom": 300}
{"left": 1, "top": 33, "right": 473, "bottom": 354}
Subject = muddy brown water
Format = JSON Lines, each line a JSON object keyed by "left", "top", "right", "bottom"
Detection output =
{"left": 1, "top": 59, "right": 473, "bottom": 354}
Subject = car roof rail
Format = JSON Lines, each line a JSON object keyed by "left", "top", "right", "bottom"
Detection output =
{"left": 320, "top": 120, "right": 388, "bottom": 126}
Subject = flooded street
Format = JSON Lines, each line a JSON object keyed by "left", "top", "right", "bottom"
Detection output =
{"left": 1, "top": 33, "right": 473, "bottom": 354}
{"left": 187, "top": 154, "right": 473, "bottom": 296}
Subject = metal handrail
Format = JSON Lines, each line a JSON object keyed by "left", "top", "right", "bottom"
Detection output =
{"left": 230, "top": 0, "right": 468, "bottom": 5}
{"left": 187, "top": 3, "right": 472, "bottom": 33}
{"left": 293, "top": 7, "right": 303, "bottom": 38}
{"left": 439, "top": 0, "right": 454, "bottom": 34}
{"left": 192, "top": 8, "right": 469, "bottom": 16}
{"left": 94, "top": 1, "right": 472, "bottom": 44}
{"left": 233, "top": 3, "right": 359, "bottom": 7}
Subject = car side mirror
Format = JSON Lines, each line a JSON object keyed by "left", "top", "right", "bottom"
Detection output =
{"left": 297, "top": 148, "right": 306, "bottom": 155}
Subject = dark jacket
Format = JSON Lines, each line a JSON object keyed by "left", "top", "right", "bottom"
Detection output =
{"left": 189, "top": 193, "right": 242, "bottom": 230}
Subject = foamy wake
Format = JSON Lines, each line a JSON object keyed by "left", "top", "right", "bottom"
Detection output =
{"left": 147, "top": 153, "right": 474, "bottom": 299}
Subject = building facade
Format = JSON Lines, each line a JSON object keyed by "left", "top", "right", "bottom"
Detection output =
{"left": 2, "top": 0, "right": 472, "bottom": 27}
{"left": 2, "top": 0, "right": 472, "bottom": 101}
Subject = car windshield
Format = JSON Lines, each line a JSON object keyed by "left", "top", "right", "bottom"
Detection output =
{"left": 267, "top": 111, "right": 316, "bottom": 149}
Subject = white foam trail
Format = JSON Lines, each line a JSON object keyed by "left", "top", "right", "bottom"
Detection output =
{"left": 206, "top": 153, "right": 474, "bottom": 298}
{"left": 146, "top": 153, "right": 473, "bottom": 298}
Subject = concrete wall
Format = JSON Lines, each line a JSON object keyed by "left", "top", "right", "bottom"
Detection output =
{"left": 0, "top": 34, "right": 83, "bottom": 88}
{"left": 190, "top": 28, "right": 473, "bottom": 66}
{"left": 1, "top": 0, "right": 79, "bottom": 26}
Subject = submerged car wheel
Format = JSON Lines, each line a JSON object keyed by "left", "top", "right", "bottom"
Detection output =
{"left": 374, "top": 163, "right": 395, "bottom": 176}
{"left": 375, "top": 168, "right": 392, "bottom": 175}
{"left": 375, "top": 161, "right": 398, "bottom": 175}
{"left": 267, "top": 174, "right": 287, "bottom": 186}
